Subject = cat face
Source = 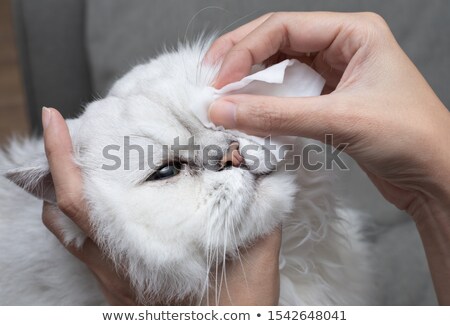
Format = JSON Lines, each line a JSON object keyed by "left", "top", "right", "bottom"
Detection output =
{"left": 10, "top": 41, "right": 298, "bottom": 303}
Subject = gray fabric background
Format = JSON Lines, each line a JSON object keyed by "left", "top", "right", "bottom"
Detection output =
{"left": 12, "top": 0, "right": 92, "bottom": 127}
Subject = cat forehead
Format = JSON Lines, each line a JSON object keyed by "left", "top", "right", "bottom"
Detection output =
{"left": 73, "top": 43, "right": 222, "bottom": 157}
{"left": 77, "top": 95, "right": 202, "bottom": 148}
{"left": 107, "top": 47, "right": 215, "bottom": 100}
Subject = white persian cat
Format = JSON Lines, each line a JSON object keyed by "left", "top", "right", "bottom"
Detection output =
{"left": 0, "top": 40, "right": 435, "bottom": 305}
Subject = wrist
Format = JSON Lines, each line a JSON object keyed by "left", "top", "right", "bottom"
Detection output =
{"left": 410, "top": 195, "right": 449, "bottom": 227}
{"left": 409, "top": 193, "right": 450, "bottom": 305}
{"left": 413, "top": 120, "right": 450, "bottom": 220}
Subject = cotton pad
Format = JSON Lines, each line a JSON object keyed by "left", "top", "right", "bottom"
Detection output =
{"left": 191, "top": 59, "right": 325, "bottom": 161}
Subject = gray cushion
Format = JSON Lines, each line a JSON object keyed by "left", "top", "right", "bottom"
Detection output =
{"left": 13, "top": 0, "right": 92, "bottom": 132}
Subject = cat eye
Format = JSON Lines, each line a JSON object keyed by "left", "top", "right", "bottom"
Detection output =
{"left": 145, "top": 161, "right": 183, "bottom": 181}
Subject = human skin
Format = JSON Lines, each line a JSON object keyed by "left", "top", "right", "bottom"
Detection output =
{"left": 206, "top": 12, "right": 450, "bottom": 305}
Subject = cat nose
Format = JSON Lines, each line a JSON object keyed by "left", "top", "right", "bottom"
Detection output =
{"left": 219, "top": 141, "right": 243, "bottom": 169}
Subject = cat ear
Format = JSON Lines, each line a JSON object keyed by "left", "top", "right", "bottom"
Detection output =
{"left": 3, "top": 117, "right": 82, "bottom": 204}
{"left": 4, "top": 157, "right": 56, "bottom": 204}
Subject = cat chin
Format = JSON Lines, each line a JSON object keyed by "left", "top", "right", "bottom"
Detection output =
{"left": 242, "top": 170, "right": 298, "bottom": 240}
{"left": 196, "top": 166, "right": 297, "bottom": 250}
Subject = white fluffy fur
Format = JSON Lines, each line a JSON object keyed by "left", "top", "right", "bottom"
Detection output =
{"left": 0, "top": 39, "right": 435, "bottom": 305}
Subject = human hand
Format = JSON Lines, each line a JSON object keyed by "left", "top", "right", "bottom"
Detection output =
{"left": 206, "top": 12, "right": 450, "bottom": 216}
{"left": 205, "top": 227, "right": 281, "bottom": 306}
{"left": 41, "top": 107, "right": 138, "bottom": 305}
{"left": 205, "top": 12, "right": 450, "bottom": 304}
{"left": 41, "top": 107, "right": 281, "bottom": 305}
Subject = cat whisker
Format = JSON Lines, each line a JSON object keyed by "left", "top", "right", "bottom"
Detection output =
{"left": 221, "top": 218, "right": 233, "bottom": 305}
{"left": 230, "top": 216, "right": 249, "bottom": 291}
{"left": 214, "top": 230, "right": 220, "bottom": 305}
{"left": 217, "top": 10, "right": 261, "bottom": 38}
{"left": 201, "top": 225, "right": 212, "bottom": 306}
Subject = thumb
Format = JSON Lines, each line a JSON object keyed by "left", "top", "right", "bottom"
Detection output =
{"left": 208, "top": 94, "right": 344, "bottom": 142}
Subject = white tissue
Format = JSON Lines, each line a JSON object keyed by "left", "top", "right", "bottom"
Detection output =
{"left": 191, "top": 59, "right": 325, "bottom": 161}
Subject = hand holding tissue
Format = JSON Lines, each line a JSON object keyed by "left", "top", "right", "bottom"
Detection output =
{"left": 191, "top": 59, "right": 325, "bottom": 161}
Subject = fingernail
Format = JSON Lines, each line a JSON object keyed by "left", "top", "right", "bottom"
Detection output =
{"left": 42, "top": 106, "right": 52, "bottom": 129}
{"left": 208, "top": 100, "right": 237, "bottom": 129}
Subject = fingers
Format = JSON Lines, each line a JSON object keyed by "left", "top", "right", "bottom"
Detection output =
{"left": 244, "top": 227, "right": 282, "bottom": 264}
{"left": 41, "top": 107, "right": 141, "bottom": 305}
{"left": 42, "top": 201, "right": 139, "bottom": 305}
{"left": 254, "top": 227, "right": 282, "bottom": 255}
{"left": 42, "top": 201, "right": 95, "bottom": 261}
{"left": 209, "top": 94, "right": 345, "bottom": 141}
{"left": 213, "top": 12, "right": 353, "bottom": 88}
{"left": 204, "top": 12, "right": 274, "bottom": 65}
{"left": 42, "top": 201, "right": 76, "bottom": 251}
{"left": 42, "top": 107, "right": 91, "bottom": 234}
{"left": 217, "top": 227, "right": 282, "bottom": 305}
